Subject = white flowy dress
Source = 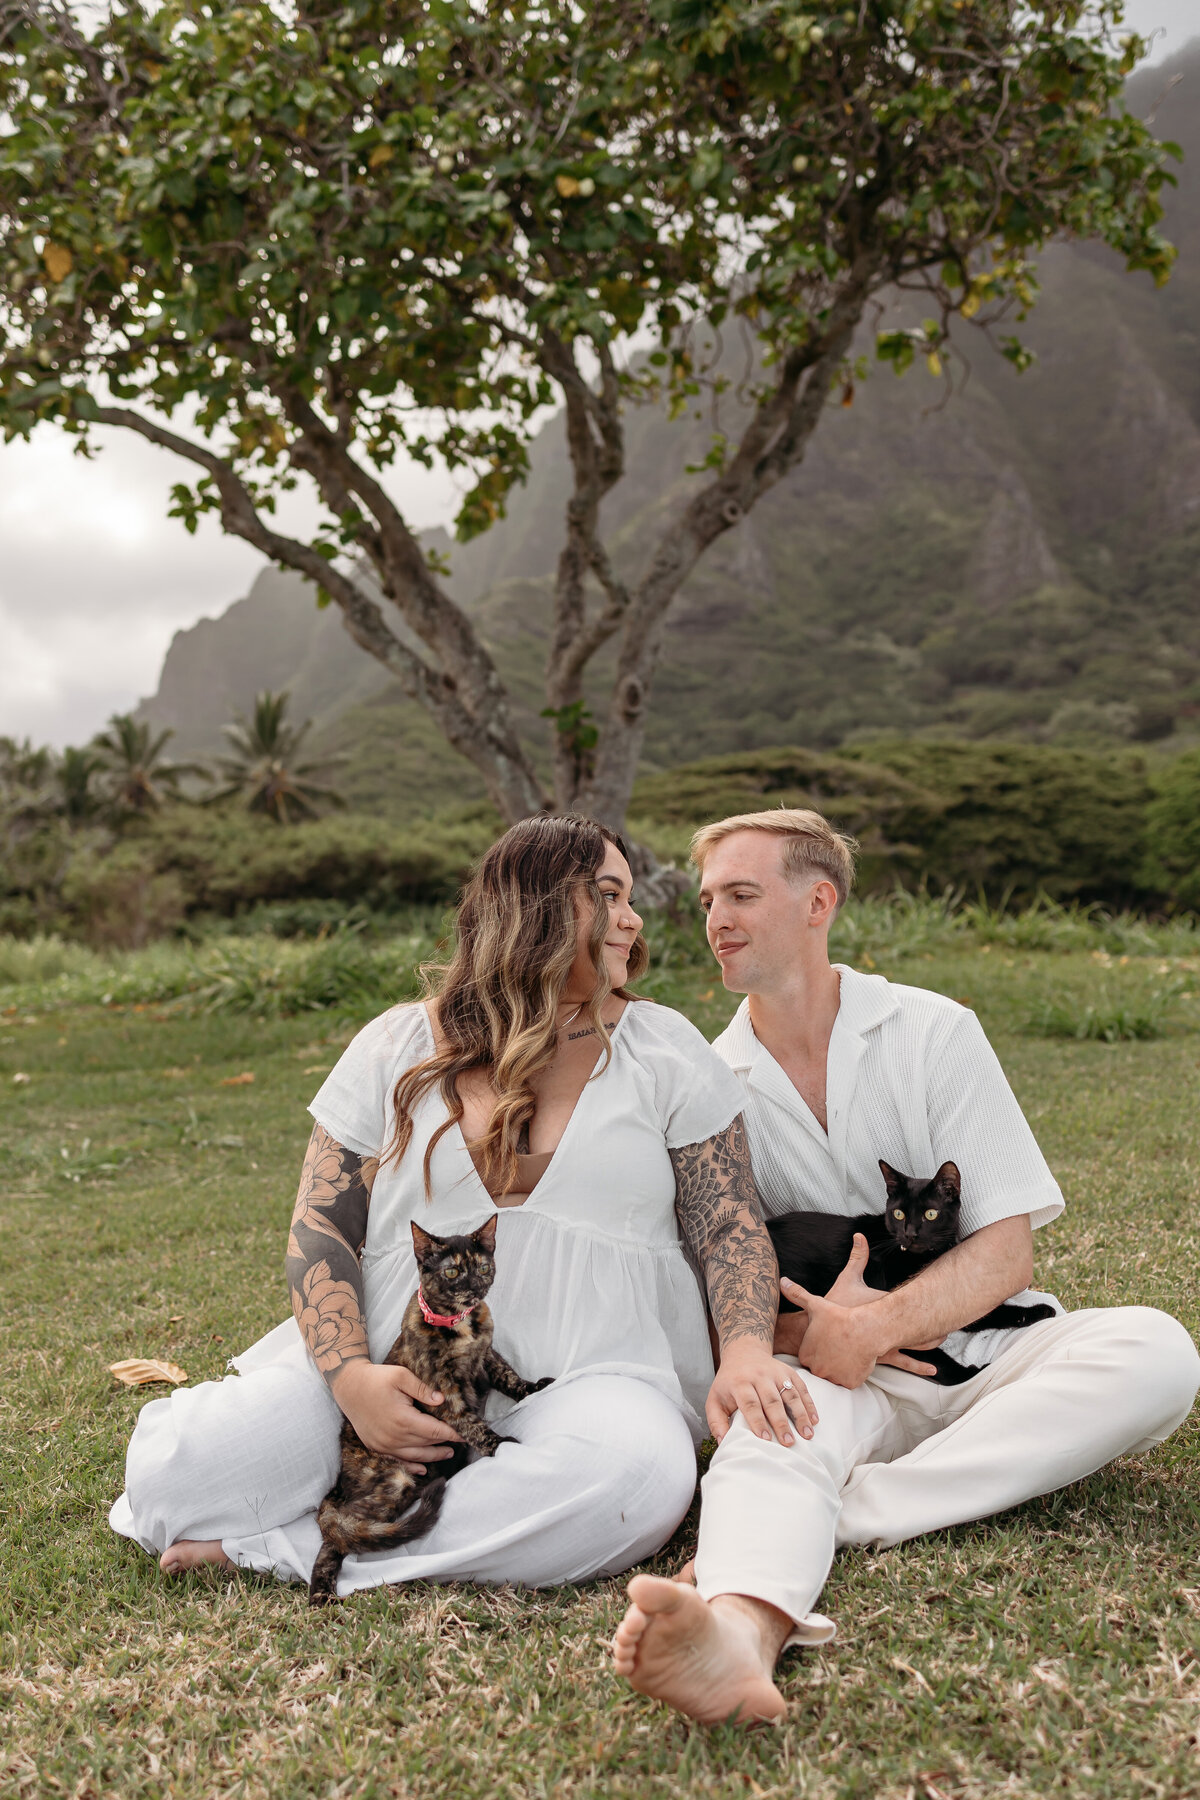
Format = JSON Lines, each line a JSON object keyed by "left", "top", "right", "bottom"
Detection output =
{"left": 110, "top": 999, "right": 746, "bottom": 1594}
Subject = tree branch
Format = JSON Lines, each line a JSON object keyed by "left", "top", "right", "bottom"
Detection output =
{"left": 90, "top": 402, "right": 547, "bottom": 819}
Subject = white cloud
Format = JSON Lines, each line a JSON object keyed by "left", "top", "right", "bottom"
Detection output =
{"left": 0, "top": 420, "right": 458, "bottom": 748}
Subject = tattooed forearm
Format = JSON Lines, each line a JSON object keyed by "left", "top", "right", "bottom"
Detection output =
{"left": 671, "top": 1114, "right": 779, "bottom": 1350}
{"left": 285, "top": 1123, "right": 379, "bottom": 1387}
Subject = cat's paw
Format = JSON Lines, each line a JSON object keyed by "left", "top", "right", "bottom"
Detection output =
{"left": 528, "top": 1377, "right": 554, "bottom": 1393}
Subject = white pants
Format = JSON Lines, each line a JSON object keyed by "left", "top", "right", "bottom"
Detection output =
{"left": 695, "top": 1306, "right": 1200, "bottom": 1638}
{"left": 110, "top": 1365, "right": 697, "bottom": 1595}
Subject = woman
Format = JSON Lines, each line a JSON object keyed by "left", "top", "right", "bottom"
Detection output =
{"left": 110, "top": 816, "right": 816, "bottom": 1595}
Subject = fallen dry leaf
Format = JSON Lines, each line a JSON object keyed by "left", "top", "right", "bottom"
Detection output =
{"left": 219, "top": 1071, "right": 255, "bottom": 1087}
{"left": 109, "top": 1359, "right": 188, "bottom": 1388}
{"left": 302, "top": 1064, "right": 331, "bottom": 1075}
{"left": 43, "top": 242, "right": 73, "bottom": 282}
{"left": 12, "top": 1071, "right": 31, "bottom": 1085}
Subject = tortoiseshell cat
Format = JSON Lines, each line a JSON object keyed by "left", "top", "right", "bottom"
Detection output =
{"left": 309, "top": 1214, "right": 552, "bottom": 1605}
{"left": 766, "top": 1160, "right": 1055, "bottom": 1386}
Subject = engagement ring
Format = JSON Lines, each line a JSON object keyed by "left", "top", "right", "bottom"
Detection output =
{"left": 780, "top": 1380, "right": 794, "bottom": 1392}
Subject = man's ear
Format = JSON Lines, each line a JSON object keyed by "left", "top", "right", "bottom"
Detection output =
{"left": 411, "top": 1221, "right": 436, "bottom": 1257}
{"left": 932, "top": 1160, "right": 961, "bottom": 1202}
{"left": 474, "top": 1213, "right": 499, "bottom": 1255}
{"left": 879, "top": 1159, "right": 905, "bottom": 1200}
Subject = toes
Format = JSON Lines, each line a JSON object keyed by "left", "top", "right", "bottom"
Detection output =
{"left": 627, "top": 1573, "right": 689, "bottom": 1617}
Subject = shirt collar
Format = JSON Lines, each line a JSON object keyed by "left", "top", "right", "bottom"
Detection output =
{"left": 723, "top": 963, "right": 899, "bottom": 1074}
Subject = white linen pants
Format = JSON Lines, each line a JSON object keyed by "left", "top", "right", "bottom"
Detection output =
{"left": 695, "top": 1306, "right": 1200, "bottom": 1637}
{"left": 110, "top": 1364, "right": 697, "bottom": 1596}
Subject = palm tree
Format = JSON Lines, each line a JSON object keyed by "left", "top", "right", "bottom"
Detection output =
{"left": 92, "top": 714, "right": 203, "bottom": 816}
{"left": 56, "top": 745, "right": 104, "bottom": 825}
{"left": 208, "top": 690, "right": 345, "bottom": 824}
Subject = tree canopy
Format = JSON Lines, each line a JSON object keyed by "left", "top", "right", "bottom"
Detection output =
{"left": 0, "top": 0, "right": 1176, "bottom": 838}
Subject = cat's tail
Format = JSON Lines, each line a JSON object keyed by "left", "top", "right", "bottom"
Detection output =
{"left": 308, "top": 1539, "right": 344, "bottom": 1608}
{"left": 308, "top": 1479, "right": 449, "bottom": 1608}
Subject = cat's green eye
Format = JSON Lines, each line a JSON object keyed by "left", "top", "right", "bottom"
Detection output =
{"left": 893, "top": 1208, "right": 905, "bottom": 1220}
{"left": 924, "top": 1208, "right": 938, "bottom": 1221}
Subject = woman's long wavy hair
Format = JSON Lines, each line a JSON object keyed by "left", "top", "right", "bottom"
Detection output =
{"left": 389, "top": 813, "right": 650, "bottom": 1196}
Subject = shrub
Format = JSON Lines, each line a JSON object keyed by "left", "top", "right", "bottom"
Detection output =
{"left": 1143, "top": 749, "right": 1200, "bottom": 911}
{"left": 126, "top": 806, "right": 496, "bottom": 915}
{"left": 1025, "top": 982, "right": 1191, "bottom": 1043}
{"left": 60, "top": 843, "right": 187, "bottom": 949}
{"left": 631, "top": 747, "right": 944, "bottom": 891}
{"left": 850, "top": 741, "right": 1156, "bottom": 907}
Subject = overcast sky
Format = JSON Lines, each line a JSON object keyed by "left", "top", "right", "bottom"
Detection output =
{"left": 1, "top": 3, "right": 1196, "bottom": 750}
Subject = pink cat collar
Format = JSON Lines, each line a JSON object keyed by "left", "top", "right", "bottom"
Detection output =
{"left": 417, "top": 1286, "right": 477, "bottom": 1329}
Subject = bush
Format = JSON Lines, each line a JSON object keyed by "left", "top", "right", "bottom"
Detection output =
{"left": 1143, "top": 749, "right": 1200, "bottom": 910}
{"left": 1025, "top": 982, "right": 1191, "bottom": 1042}
{"left": 60, "top": 843, "right": 187, "bottom": 949}
{"left": 850, "top": 740, "right": 1156, "bottom": 907}
{"left": 631, "top": 746, "right": 943, "bottom": 891}
{"left": 633, "top": 741, "right": 1159, "bottom": 907}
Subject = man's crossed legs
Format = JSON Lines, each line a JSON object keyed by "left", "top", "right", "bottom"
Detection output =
{"left": 613, "top": 1306, "right": 1200, "bottom": 1722}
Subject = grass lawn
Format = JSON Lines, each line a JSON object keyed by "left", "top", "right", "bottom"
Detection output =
{"left": 1, "top": 934, "right": 1198, "bottom": 1799}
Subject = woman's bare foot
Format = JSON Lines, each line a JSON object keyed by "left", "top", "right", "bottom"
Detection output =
{"left": 673, "top": 1558, "right": 696, "bottom": 1585}
{"left": 612, "top": 1574, "right": 788, "bottom": 1724}
{"left": 160, "top": 1539, "right": 235, "bottom": 1576}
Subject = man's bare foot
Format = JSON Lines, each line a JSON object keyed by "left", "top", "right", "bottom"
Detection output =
{"left": 612, "top": 1574, "right": 787, "bottom": 1724}
{"left": 160, "top": 1539, "right": 235, "bottom": 1576}
{"left": 673, "top": 1558, "right": 696, "bottom": 1585}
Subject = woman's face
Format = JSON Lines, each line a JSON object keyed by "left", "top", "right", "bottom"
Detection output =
{"left": 564, "top": 842, "right": 643, "bottom": 1000}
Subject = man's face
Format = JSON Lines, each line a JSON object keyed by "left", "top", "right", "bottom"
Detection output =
{"left": 698, "top": 831, "right": 831, "bottom": 995}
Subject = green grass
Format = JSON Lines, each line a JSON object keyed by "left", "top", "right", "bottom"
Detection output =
{"left": 2, "top": 931, "right": 1198, "bottom": 1798}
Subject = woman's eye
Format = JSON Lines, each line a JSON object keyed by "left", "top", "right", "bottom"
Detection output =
{"left": 924, "top": 1208, "right": 938, "bottom": 1221}
{"left": 893, "top": 1208, "right": 905, "bottom": 1220}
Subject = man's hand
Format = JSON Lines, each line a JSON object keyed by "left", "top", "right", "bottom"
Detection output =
{"left": 781, "top": 1235, "right": 939, "bottom": 1388}
{"left": 330, "top": 1360, "right": 463, "bottom": 1472}
{"left": 706, "top": 1337, "right": 820, "bottom": 1445}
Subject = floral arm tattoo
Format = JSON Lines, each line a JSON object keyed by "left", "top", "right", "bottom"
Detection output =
{"left": 285, "top": 1123, "right": 378, "bottom": 1386}
{"left": 671, "top": 1114, "right": 779, "bottom": 1351}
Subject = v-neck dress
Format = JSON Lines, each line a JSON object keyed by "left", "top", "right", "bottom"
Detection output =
{"left": 237, "top": 998, "right": 745, "bottom": 1443}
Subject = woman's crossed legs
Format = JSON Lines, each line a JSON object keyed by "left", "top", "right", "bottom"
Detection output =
{"left": 110, "top": 1359, "right": 697, "bottom": 1595}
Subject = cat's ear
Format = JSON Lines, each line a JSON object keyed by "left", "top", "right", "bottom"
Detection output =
{"left": 410, "top": 1220, "right": 436, "bottom": 1258}
{"left": 932, "top": 1161, "right": 961, "bottom": 1202}
{"left": 879, "top": 1160, "right": 905, "bottom": 1199}
{"left": 474, "top": 1213, "right": 499, "bottom": 1255}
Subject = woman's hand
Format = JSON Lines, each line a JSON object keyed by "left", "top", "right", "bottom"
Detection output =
{"left": 330, "top": 1360, "right": 463, "bottom": 1473}
{"left": 706, "top": 1338, "right": 820, "bottom": 1447}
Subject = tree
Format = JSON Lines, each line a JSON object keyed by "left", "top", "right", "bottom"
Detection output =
{"left": 0, "top": 1, "right": 1175, "bottom": 839}
{"left": 56, "top": 744, "right": 103, "bottom": 824}
{"left": 208, "top": 688, "right": 346, "bottom": 823}
{"left": 92, "top": 713, "right": 200, "bottom": 815}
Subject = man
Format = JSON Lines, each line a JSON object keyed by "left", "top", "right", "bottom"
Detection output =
{"left": 613, "top": 809, "right": 1200, "bottom": 1724}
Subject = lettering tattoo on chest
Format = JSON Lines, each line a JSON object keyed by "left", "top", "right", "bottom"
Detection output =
{"left": 285, "top": 1124, "right": 376, "bottom": 1383}
{"left": 670, "top": 1115, "right": 779, "bottom": 1349}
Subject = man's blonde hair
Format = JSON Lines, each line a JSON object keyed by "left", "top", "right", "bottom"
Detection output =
{"left": 690, "top": 808, "right": 858, "bottom": 907}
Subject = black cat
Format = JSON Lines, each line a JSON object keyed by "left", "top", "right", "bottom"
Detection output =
{"left": 766, "top": 1160, "right": 1055, "bottom": 1385}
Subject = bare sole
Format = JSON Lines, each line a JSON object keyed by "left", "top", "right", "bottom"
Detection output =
{"left": 612, "top": 1574, "right": 786, "bottom": 1725}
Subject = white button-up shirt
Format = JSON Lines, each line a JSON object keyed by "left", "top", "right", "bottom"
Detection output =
{"left": 713, "top": 965, "right": 1065, "bottom": 1367}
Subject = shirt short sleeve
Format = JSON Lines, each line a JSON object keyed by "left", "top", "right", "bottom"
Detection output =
{"left": 308, "top": 1003, "right": 429, "bottom": 1160}
{"left": 927, "top": 1009, "right": 1064, "bottom": 1234}
{"left": 629, "top": 1003, "right": 747, "bottom": 1150}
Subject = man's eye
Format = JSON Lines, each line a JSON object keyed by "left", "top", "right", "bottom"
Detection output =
{"left": 893, "top": 1208, "right": 905, "bottom": 1220}
{"left": 924, "top": 1208, "right": 938, "bottom": 1221}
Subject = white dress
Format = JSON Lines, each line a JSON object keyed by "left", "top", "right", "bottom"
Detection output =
{"left": 110, "top": 999, "right": 746, "bottom": 1594}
